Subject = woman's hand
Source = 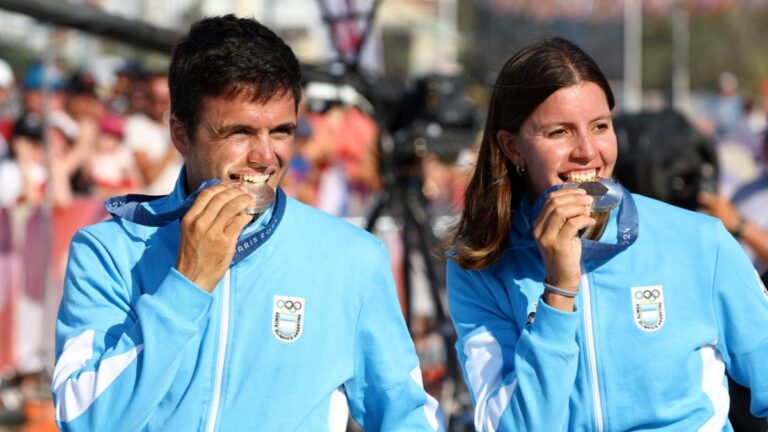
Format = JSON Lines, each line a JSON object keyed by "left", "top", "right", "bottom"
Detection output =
{"left": 533, "top": 187, "right": 594, "bottom": 310}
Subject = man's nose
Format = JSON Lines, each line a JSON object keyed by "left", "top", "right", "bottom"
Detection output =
{"left": 247, "top": 137, "right": 276, "bottom": 165}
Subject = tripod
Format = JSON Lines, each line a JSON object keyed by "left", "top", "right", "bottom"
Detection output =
{"left": 313, "top": 1, "right": 465, "bottom": 427}
{"left": 365, "top": 134, "right": 469, "bottom": 426}
{"left": 313, "top": 0, "right": 452, "bottom": 330}
{"left": 364, "top": 135, "right": 448, "bottom": 327}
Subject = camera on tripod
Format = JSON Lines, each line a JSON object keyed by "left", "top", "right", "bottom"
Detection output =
{"left": 388, "top": 73, "right": 479, "bottom": 171}
{"left": 612, "top": 109, "right": 719, "bottom": 210}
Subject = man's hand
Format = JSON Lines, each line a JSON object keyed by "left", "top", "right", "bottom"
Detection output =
{"left": 176, "top": 183, "right": 254, "bottom": 292}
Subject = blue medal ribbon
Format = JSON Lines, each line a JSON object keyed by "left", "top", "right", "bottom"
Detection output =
{"left": 104, "top": 180, "right": 286, "bottom": 266}
{"left": 527, "top": 182, "right": 639, "bottom": 261}
{"left": 105, "top": 178, "right": 222, "bottom": 227}
{"left": 231, "top": 190, "right": 285, "bottom": 264}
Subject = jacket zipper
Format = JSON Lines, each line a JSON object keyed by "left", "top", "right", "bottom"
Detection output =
{"left": 580, "top": 270, "right": 604, "bottom": 431}
{"left": 205, "top": 270, "right": 231, "bottom": 432}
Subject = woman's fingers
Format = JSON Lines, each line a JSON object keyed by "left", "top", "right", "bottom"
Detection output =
{"left": 534, "top": 189, "right": 594, "bottom": 241}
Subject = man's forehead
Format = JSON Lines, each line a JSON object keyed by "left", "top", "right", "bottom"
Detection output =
{"left": 198, "top": 93, "right": 296, "bottom": 128}
{"left": 204, "top": 89, "right": 294, "bottom": 107}
{"left": 216, "top": 84, "right": 296, "bottom": 105}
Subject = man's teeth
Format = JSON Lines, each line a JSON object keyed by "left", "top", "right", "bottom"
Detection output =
{"left": 238, "top": 174, "right": 269, "bottom": 185}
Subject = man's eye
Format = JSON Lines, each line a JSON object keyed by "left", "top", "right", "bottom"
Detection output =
{"left": 272, "top": 128, "right": 295, "bottom": 139}
{"left": 227, "top": 127, "right": 250, "bottom": 137}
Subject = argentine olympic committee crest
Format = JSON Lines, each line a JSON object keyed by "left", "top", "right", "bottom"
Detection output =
{"left": 631, "top": 285, "right": 665, "bottom": 332}
{"left": 273, "top": 295, "right": 305, "bottom": 342}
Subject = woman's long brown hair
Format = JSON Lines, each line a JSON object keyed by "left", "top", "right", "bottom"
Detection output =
{"left": 448, "top": 37, "right": 615, "bottom": 270}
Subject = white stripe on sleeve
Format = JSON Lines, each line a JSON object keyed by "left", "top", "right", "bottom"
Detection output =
{"left": 463, "top": 331, "right": 517, "bottom": 432}
{"left": 328, "top": 386, "right": 349, "bottom": 432}
{"left": 698, "top": 343, "right": 729, "bottom": 432}
{"left": 410, "top": 366, "right": 446, "bottom": 431}
{"left": 52, "top": 330, "right": 143, "bottom": 423}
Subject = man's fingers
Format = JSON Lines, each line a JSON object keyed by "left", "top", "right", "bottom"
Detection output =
{"left": 208, "top": 193, "right": 255, "bottom": 233}
{"left": 223, "top": 212, "right": 255, "bottom": 237}
{"left": 184, "top": 183, "right": 239, "bottom": 220}
{"left": 190, "top": 185, "right": 250, "bottom": 228}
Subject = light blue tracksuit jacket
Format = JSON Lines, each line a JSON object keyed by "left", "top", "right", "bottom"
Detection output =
{"left": 448, "top": 186, "right": 768, "bottom": 431}
{"left": 52, "top": 172, "right": 444, "bottom": 431}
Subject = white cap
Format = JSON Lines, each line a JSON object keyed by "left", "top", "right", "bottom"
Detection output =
{"left": 0, "top": 58, "right": 13, "bottom": 88}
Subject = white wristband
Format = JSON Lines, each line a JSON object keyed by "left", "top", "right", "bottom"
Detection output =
{"left": 543, "top": 282, "right": 579, "bottom": 298}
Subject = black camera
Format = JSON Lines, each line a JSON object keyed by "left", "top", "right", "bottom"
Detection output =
{"left": 389, "top": 74, "right": 478, "bottom": 168}
{"left": 613, "top": 109, "right": 719, "bottom": 210}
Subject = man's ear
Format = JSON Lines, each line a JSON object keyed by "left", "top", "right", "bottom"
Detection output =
{"left": 170, "top": 116, "right": 190, "bottom": 157}
{"left": 496, "top": 129, "right": 524, "bottom": 167}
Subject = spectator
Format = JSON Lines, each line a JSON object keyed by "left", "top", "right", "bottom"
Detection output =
{"left": 123, "top": 72, "right": 181, "bottom": 194}
{"left": 63, "top": 71, "right": 104, "bottom": 195}
{"left": 65, "top": 71, "right": 106, "bottom": 122}
{"left": 20, "top": 61, "right": 67, "bottom": 115}
{"left": 84, "top": 114, "right": 140, "bottom": 197}
{"left": 19, "top": 62, "right": 95, "bottom": 202}
{"left": 699, "top": 129, "right": 768, "bottom": 275}
{"left": 0, "top": 58, "right": 15, "bottom": 157}
{"left": 107, "top": 60, "right": 143, "bottom": 115}
{"left": 4, "top": 113, "right": 46, "bottom": 206}
{"left": 709, "top": 71, "right": 749, "bottom": 139}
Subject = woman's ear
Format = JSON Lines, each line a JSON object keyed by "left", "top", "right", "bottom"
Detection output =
{"left": 496, "top": 129, "right": 524, "bottom": 168}
{"left": 170, "top": 116, "right": 190, "bottom": 157}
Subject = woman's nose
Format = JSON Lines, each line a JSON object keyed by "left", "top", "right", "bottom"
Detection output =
{"left": 571, "top": 134, "right": 597, "bottom": 161}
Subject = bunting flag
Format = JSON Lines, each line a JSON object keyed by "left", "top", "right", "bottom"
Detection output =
{"left": 317, "top": 0, "right": 383, "bottom": 74}
{"left": 481, "top": 0, "right": 768, "bottom": 19}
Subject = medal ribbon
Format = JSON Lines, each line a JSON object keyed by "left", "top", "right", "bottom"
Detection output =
{"left": 104, "top": 180, "right": 285, "bottom": 265}
{"left": 528, "top": 182, "right": 639, "bottom": 261}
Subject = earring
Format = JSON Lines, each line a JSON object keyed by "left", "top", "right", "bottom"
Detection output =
{"left": 515, "top": 165, "right": 526, "bottom": 176}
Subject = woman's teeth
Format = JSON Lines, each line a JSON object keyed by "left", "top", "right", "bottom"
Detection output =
{"left": 567, "top": 171, "right": 597, "bottom": 182}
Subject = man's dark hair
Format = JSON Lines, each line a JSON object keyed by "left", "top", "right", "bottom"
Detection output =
{"left": 169, "top": 14, "right": 302, "bottom": 135}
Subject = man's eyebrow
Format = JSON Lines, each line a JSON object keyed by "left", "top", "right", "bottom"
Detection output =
{"left": 206, "top": 123, "right": 253, "bottom": 137}
{"left": 272, "top": 122, "right": 297, "bottom": 132}
{"left": 206, "top": 122, "right": 297, "bottom": 137}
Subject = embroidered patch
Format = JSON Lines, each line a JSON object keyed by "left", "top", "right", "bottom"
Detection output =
{"left": 631, "top": 285, "right": 665, "bottom": 332}
{"left": 273, "top": 295, "right": 305, "bottom": 342}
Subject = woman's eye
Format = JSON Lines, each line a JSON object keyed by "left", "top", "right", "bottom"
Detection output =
{"left": 594, "top": 123, "right": 610, "bottom": 132}
{"left": 548, "top": 129, "right": 567, "bottom": 138}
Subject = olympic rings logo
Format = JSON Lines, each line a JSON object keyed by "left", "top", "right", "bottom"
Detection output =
{"left": 634, "top": 289, "right": 660, "bottom": 302}
{"left": 276, "top": 299, "right": 302, "bottom": 313}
